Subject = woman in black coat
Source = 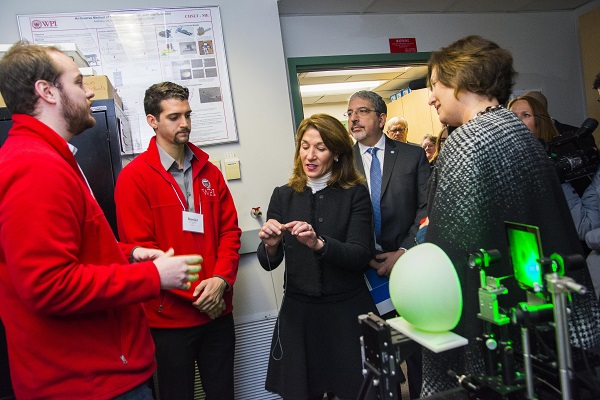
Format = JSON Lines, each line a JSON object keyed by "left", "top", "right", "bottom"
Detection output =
{"left": 257, "top": 114, "right": 376, "bottom": 400}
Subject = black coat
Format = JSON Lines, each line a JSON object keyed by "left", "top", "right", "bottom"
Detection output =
{"left": 256, "top": 183, "right": 377, "bottom": 399}
{"left": 257, "top": 183, "right": 374, "bottom": 297}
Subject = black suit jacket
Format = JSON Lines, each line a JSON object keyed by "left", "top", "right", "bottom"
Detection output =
{"left": 353, "top": 135, "right": 430, "bottom": 251}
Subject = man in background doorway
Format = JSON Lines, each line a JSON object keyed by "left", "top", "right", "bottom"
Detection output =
{"left": 385, "top": 116, "right": 409, "bottom": 142}
{"left": 115, "top": 81, "right": 241, "bottom": 400}
{"left": 348, "top": 90, "right": 430, "bottom": 399}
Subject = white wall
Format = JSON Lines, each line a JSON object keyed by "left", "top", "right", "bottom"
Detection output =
{"left": 280, "top": 6, "right": 600, "bottom": 127}
{"left": 0, "top": 0, "right": 291, "bottom": 322}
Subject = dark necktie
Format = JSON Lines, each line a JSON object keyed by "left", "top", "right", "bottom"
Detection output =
{"left": 367, "top": 147, "right": 382, "bottom": 242}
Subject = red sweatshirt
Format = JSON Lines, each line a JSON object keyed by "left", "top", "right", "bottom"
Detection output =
{"left": 115, "top": 137, "right": 241, "bottom": 328}
{"left": 0, "top": 114, "right": 161, "bottom": 399}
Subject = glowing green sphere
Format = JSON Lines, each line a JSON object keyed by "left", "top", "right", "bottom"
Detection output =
{"left": 389, "top": 243, "right": 462, "bottom": 332}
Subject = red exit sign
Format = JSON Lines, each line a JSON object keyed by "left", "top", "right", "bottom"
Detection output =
{"left": 389, "top": 38, "right": 417, "bottom": 53}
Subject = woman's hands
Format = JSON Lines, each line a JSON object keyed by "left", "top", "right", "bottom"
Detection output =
{"left": 285, "top": 221, "right": 323, "bottom": 251}
{"left": 258, "top": 219, "right": 323, "bottom": 253}
{"left": 259, "top": 219, "right": 286, "bottom": 245}
{"left": 259, "top": 219, "right": 287, "bottom": 257}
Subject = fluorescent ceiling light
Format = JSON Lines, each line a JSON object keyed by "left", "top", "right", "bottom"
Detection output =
{"left": 300, "top": 80, "right": 386, "bottom": 96}
{"left": 305, "top": 67, "right": 411, "bottom": 78}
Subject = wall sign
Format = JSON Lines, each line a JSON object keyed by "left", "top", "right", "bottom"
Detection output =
{"left": 18, "top": 7, "right": 238, "bottom": 153}
{"left": 389, "top": 38, "right": 417, "bottom": 54}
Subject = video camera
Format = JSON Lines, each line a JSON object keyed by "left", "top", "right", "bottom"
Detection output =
{"left": 547, "top": 118, "right": 599, "bottom": 183}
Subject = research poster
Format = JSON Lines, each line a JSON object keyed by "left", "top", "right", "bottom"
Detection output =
{"left": 19, "top": 7, "right": 238, "bottom": 153}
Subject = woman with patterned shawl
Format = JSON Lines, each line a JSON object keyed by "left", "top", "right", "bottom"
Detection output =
{"left": 422, "top": 35, "right": 600, "bottom": 396}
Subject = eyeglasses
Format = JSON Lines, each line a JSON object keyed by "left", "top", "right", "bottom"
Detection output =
{"left": 344, "top": 108, "right": 377, "bottom": 117}
{"left": 388, "top": 127, "right": 406, "bottom": 133}
{"left": 422, "top": 143, "right": 435, "bottom": 150}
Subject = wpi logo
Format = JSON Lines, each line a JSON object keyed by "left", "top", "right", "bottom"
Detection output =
{"left": 201, "top": 178, "right": 216, "bottom": 197}
{"left": 32, "top": 20, "right": 58, "bottom": 29}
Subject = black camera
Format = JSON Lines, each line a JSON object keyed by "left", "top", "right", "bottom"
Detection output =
{"left": 547, "top": 118, "right": 599, "bottom": 183}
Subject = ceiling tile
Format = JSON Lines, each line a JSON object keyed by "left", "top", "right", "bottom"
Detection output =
{"left": 278, "top": 0, "right": 375, "bottom": 15}
{"left": 366, "top": 0, "right": 458, "bottom": 13}
{"left": 278, "top": 0, "right": 596, "bottom": 15}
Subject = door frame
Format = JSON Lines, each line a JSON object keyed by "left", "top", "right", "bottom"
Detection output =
{"left": 287, "top": 52, "right": 432, "bottom": 130}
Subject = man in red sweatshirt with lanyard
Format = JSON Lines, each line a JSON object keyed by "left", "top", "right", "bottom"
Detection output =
{"left": 115, "top": 82, "right": 241, "bottom": 400}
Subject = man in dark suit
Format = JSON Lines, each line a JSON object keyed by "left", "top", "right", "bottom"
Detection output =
{"left": 348, "top": 90, "right": 430, "bottom": 399}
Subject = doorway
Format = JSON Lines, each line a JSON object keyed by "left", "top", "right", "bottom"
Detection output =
{"left": 286, "top": 52, "right": 432, "bottom": 131}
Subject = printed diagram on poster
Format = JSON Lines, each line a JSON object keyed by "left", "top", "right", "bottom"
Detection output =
{"left": 18, "top": 7, "right": 238, "bottom": 153}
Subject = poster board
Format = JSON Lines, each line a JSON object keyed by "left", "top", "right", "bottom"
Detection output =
{"left": 18, "top": 7, "right": 238, "bottom": 153}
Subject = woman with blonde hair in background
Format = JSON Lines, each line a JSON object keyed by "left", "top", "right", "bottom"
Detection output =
{"left": 508, "top": 94, "right": 559, "bottom": 143}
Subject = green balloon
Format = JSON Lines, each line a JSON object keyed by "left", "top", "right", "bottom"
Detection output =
{"left": 389, "top": 243, "right": 462, "bottom": 332}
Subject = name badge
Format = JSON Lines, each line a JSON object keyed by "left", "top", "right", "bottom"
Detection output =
{"left": 183, "top": 211, "right": 204, "bottom": 233}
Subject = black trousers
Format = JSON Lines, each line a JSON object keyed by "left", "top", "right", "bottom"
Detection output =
{"left": 151, "top": 313, "right": 235, "bottom": 400}
{"left": 406, "top": 346, "right": 423, "bottom": 399}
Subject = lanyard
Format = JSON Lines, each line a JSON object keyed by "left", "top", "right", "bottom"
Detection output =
{"left": 170, "top": 183, "right": 187, "bottom": 211}
{"left": 77, "top": 163, "right": 95, "bottom": 198}
{"left": 169, "top": 180, "right": 202, "bottom": 214}
{"left": 172, "top": 179, "right": 204, "bottom": 234}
